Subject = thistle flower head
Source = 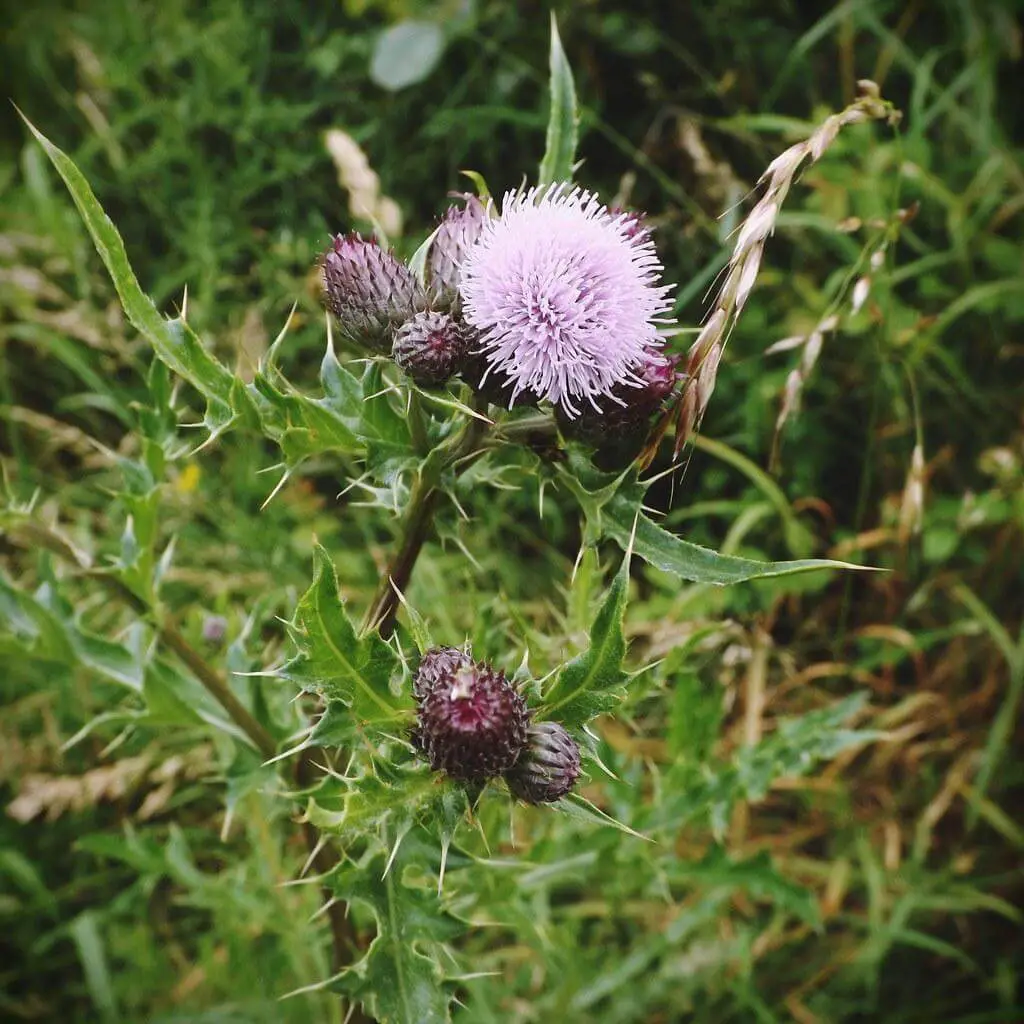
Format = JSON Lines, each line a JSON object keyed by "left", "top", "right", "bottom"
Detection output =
{"left": 392, "top": 311, "right": 469, "bottom": 386}
{"left": 321, "top": 233, "right": 424, "bottom": 352}
{"left": 415, "top": 654, "right": 529, "bottom": 781}
{"left": 459, "top": 185, "right": 674, "bottom": 416}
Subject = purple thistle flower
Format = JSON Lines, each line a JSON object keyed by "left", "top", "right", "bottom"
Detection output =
{"left": 415, "top": 657, "right": 529, "bottom": 782}
{"left": 459, "top": 185, "right": 674, "bottom": 417}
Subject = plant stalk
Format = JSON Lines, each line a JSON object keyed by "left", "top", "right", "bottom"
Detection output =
{"left": 362, "top": 400, "right": 490, "bottom": 640}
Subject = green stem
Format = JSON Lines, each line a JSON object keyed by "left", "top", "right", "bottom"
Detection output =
{"left": 159, "top": 620, "right": 276, "bottom": 757}
{"left": 363, "top": 400, "right": 490, "bottom": 639}
{"left": 407, "top": 389, "right": 430, "bottom": 456}
{"left": 363, "top": 475, "right": 440, "bottom": 640}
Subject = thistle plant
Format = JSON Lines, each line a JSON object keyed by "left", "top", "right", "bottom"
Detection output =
{"left": 3, "top": 18, "right": 904, "bottom": 1024}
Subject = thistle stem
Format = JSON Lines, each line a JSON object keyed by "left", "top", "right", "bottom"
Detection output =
{"left": 364, "top": 476, "right": 439, "bottom": 639}
{"left": 407, "top": 389, "right": 430, "bottom": 456}
{"left": 363, "top": 398, "right": 489, "bottom": 639}
{"left": 159, "top": 621, "right": 276, "bottom": 757}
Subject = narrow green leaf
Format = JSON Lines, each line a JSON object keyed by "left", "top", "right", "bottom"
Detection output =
{"left": 70, "top": 912, "right": 119, "bottom": 1024}
{"left": 0, "top": 574, "right": 142, "bottom": 690}
{"left": 668, "top": 847, "right": 822, "bottom": 929}
{"left": 407, "top": 225, "right": 441, "bottom": 288}
{"left": 19, "top": 115, "right": 237, "bottom": 413}
{"left": 284, "top": 546, "right": 405, "bottom": 726}
{"left": 540, "top": 554, "right": 630, "bottom": 728}
{"left": 459, "top": 169, "right": 491, "bottom": 200}
{"left": 657, "top": 693, "right": 879, "bottom": 836}
{"left": 604, "top": 492, "right": 871, "bottom": 584}
{"left": 537, "top": 14, "right": 579, "bottom": 186}
{"left": 360, "top": 363, "right": 412, "bottom": 456}
{"left": 555, "top": 792, "right": 649, "bottom": 839}
{"left": 0, "top": 850, "right": 59, "bottom": 918}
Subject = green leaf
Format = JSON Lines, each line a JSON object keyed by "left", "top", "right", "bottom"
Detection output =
{"left": 284, "top": 546, "right": 405, "bottom": 727}
{"left": 20, "top": 115, "right": 238, "bottom": 422}
{"left": 359, "top": 363, "right": 412, "bottom": 458}
{"left": 537, "top": 14, "right": 579, "bottom": 186}
{"left": 0, "top": 574, "right": 142, "bottom": 690}
{"left": 250, "top": 370, "right": 363, "bottom": 464}
{"left": 370, "top": 21, "right": 445, "bottom": 92}
{"left": 668, "top": 847, "right": 822, "bottom": 929}
{"left": 330, "top": 842, "right": 461, "bottom": 1024}
{"left": 658, "top": 693, "right": 879, "bottom": 837}
{"left": 603, "top": 490, "right": 871, "bottom": 584}
{"left": 540, "top": 554, "right": 629, "bottom": 728}
{"left": 305, "top": 763, "right": 436, "bottom": 839}
{"left": 555, "top": 792, "right": 649, "bottom": 839}
{"left": 70, "top": 912, "right": 119, "bottom": 1024}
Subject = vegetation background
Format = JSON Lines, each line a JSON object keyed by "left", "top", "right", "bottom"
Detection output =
{"left": 1, "top": 0, "right": 1022, "bottom": 1021}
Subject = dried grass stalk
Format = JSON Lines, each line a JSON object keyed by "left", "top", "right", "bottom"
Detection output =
{"left": 674, "top": 81, "right": 901, "bottom": 457}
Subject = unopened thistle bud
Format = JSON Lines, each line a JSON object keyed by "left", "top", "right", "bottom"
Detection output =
{"left": 412, "top": 646, "right": 472, "bottom": 702}
{"left": 505, "top": 721, "right": 581, "bottom": 804}
{"left": 415, "top": 654, "right": 529, "bottom": 781}
{"left": 392, "top": 311, "right": 469, "bottom": 386}
{"left": 321, "top": 234, "right": 424, "bottom": 352}
{"left": 559, "top": 348, "right": 680, "bottom": 455}
{"left": 427, "top": 195, "right": 489, "bottom": 308}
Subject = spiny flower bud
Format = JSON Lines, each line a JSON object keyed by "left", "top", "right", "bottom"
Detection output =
{"left": 321, "top": 234, "right": 425, "bottom": 352}
{"left": 427, "top": 195, "right": 489, "bottom": 308}
{"left": 505, "top": 721, "right": 581, "bottom": 804}
{"left": 392, "top": 311, "right": 469, "bottom": 386}
{"left": 412, "top": 646, "right": 472, "bottom": 702}
{"left": 559, "top": 348, "right": 679, "bottom": 446}
{"left": 415, "top": 655, "right": 529, "bottom": 782}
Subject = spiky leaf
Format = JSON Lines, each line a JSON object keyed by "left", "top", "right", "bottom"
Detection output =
{"left": 603, "top": 487, "right": 871, "bottom": 584}
{"left": 657, "top": 693, "right": 879, "bottom": 837}
{"left": 540, "top": 554, "right": 629, "bottom": 728}
{"left": 21, "top": 115, "right": 239, "bottom": 427}
{"left": 330, "top": 842, "right": 462, "bottom": 1024}
{"left": 284, "top": 546, "right": 405, "bottom": 727}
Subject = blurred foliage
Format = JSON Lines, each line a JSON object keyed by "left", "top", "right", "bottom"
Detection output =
{"left": 1, "top": 0, "right": 1022, "bottom": 1022}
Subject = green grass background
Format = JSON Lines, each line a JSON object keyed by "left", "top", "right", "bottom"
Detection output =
{"left": 1, "top": 1, "right": 1022, "bottom": 1021}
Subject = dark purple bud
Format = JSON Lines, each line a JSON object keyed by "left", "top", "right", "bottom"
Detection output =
{"left": 557, "top": 348, "right": 680, "bottom": 468}
{"left": 560, "top": 348, "right": 679, "bottom": 441}
{"left": 412, "top": 646, "right": 472, "bottom": 702}
{"left": 321, "top": 234, "right": 425, "bottom": 352}
{"left": 427, "top": 195, "right": 489, "bottom": 308}
{"left": 393, "top": 311, "right": 469, "bottom": 387}
{"left": 415, "top": 655, "right": 529, "bottom": 782}
{"left": 505, "top": 721, "right": 581, "bottom": 804}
